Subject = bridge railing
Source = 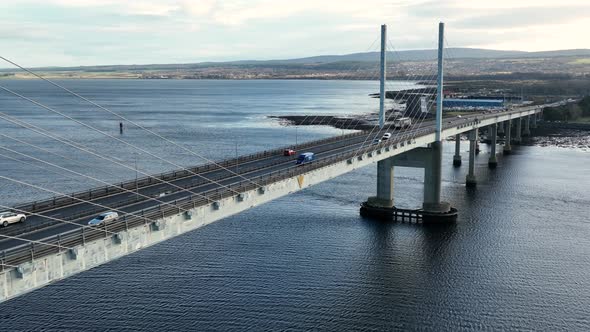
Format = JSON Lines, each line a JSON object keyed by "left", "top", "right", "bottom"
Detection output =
{"left": 0, "top": 106, "right": 548, "bottom": 269}
{"left": 1, "top": 129, "right": 439, "bottom": 269}
{"left": 11, "top": 129, "right": 367, "bottom": 216}
{"left": 1, "top": 130, "right": 371, "bottom": 237}
{"left": 9, "top": 104, "right": 546, "bottom": 216}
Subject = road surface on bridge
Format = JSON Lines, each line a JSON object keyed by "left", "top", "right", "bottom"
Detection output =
{"left": 0, "top": 106, "right": 544, "bottom": 251}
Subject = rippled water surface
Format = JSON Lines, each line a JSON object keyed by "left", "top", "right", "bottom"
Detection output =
{"left": 0, "top": 80, "right": 588, "bottom": 331}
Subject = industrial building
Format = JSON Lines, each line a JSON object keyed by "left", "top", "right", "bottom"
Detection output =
{"left": 443, "top": 98, "right": 504, "bottom": 109}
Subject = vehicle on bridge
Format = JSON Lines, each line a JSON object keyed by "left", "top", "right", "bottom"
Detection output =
{"left": 296, "top": 152, "right": 314, "bottom": 165}
{"left": 283, "top": 149, "right": 296, "bottom": 156}
{"left": 0, "top": 212, "right": 26, "bottom": 227}
{"left": 382, "top": 133, "right": 392, "bottom": 140}
{"left": 393, "top": 117, "right": 412, "bottom": 129}
{"left": 88, "top": 212, "right": 119, "bottom": 226}
{"left": 372, "top": 138, "right": 382, "bottom": 145}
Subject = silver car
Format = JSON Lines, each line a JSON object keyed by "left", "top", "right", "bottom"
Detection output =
{"left": 88, "top": 212, "right": 119, "bottom": 226}
{"left": 0, "top": 211, "right": 26, "bottom": 227}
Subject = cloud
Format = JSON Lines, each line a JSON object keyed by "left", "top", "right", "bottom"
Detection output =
{"left": 1, "top": 0, "right": 590, "bottom": 67}
{"left": 454, "top": 5, "right": 590, "bottom": 29}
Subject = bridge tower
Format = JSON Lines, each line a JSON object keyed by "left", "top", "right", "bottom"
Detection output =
{"left": 360, "top": 22, "right": 457, "bottom": 223}
{"left": 378, "top": 24, "right": 387, "bottom": 129}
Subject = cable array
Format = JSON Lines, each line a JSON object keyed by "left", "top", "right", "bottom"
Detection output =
{"left": 0, "top": 26, "right": 448, "bottom": 252}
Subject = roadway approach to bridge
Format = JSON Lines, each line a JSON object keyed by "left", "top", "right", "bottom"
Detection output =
{"left": 0, "top": 102, "right": 551, "bottom": 303}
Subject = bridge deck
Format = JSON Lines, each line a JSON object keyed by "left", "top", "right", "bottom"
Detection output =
{"left": 0, "top": 103, "right": 551, "bottom": 266}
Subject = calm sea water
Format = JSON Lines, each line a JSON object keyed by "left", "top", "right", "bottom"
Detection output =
{"left": 0, "top": 80, "right": 589, "bottom": 331}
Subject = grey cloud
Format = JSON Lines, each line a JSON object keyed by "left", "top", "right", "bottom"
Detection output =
{"left": 402, "top": 0, "right": 470, "bottom": 19}
{"left": 0, "top": 26, "right": 58, "bottom": 42}
{"left": 454, "top": 6, "right": 590, "bottom": 30}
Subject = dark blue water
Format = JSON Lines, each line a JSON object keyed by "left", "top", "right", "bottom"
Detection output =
{"left": 0, "top": 80, "right": 589, "bottom": 331}
{"left": 0, "top": 79, "right": 417, "bottom": 205}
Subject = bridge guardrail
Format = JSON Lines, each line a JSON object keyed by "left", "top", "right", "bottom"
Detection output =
{"left": 2, "top": 131, "right": 370, "bottom": 237}
{"left": 0, "top": 129, "right": 412, "bottom": 270}
{"left": 11, "top": 129, "right": 366, "bottom": 216}
{"left": 0, "top": 105, "right": 550, "bottom": 270}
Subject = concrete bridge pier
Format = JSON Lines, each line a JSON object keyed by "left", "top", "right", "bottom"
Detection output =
{"left": 514, "top": 118, "right": 522, "bottom": 144}
{"left": 453, "top": 134, "right": 462, "bottom": 167}
{"left": 488, "top": 124, "right": 498, "bottom": 168}
{"left": 422, "top": 141, "right": 452, "bottom": 215}
{"left": 503, "top": 120, "right": 512, "bottom": 154}
{"left": 498, "top": 121, "right": 505, "bottom": 135}
{"left": 523, "top": 115, "right": 531, "bottom": 136}
{"left": 466, "top": 129, "right": 478, "bottom": 187}
{"left": 531, "top": 113, "right": 538, "bottom": 129}
{"left": 361, "top": 143, "right": 457, "bottom": 223}
{"left": 366, "top": 159, "right": 394, "bottom": 208}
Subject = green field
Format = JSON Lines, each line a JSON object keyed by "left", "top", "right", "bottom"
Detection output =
{"left": 571, "top": 58, "right": 590, "bottom": 64}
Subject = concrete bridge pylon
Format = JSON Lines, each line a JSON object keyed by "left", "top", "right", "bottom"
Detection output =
{"left": 360, "top": 22, "right": 456, "bottom": 223}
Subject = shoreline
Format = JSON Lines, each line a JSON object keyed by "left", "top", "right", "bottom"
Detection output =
{"left": 270, "top": 114, "right": 590, "bottom": 149}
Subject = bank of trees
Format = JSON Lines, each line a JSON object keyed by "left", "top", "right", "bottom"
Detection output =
{"left": 543, "top": 96, "right": 590, "bottom": 121}
{"left": 579, "top": 96, "right": 590, "bottom": 116}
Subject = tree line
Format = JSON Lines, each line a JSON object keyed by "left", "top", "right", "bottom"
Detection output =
{"left": 544, "top": 96, "right": 590, "bottom": 121}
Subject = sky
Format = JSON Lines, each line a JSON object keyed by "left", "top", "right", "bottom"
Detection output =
{"left": 1, "top": 0, "right": 590, "bottom": 67}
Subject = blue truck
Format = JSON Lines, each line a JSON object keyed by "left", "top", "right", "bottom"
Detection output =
{"left": 296, "top": 152, "right": 314, "bottom": 165}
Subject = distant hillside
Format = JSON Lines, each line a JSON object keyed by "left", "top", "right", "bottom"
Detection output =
{"left": 264, "top": 48, "right": 590, "bottom": 64}
{"left": 2, "top": 48, "right": 590, "bottom": 73}
{"left": 261, "top": 48, "right": 529, "bottom": 63}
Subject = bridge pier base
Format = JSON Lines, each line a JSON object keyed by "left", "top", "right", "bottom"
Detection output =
{"left": 365, "top": 159, "right": 394, "bottom": 208}
{"left": 503, "top": 120, "right": 512, "bottom": 154}
{"left": 361, "top": 142, "right": 457, "bottom": 223}
{"left": 488, "top": 124, "right": 498, "bottom": 168}
{"left": 453, "top": 134, "right": 462, "bottom": 167}
{"left": 466, "top": 129, "right": 478, "bottom": 187}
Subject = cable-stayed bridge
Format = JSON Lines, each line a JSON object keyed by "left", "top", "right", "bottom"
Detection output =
{"left": 0, "top": 23, "right": 563, "bottom": 302}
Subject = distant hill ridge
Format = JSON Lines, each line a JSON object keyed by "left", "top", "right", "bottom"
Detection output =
{"left": 276, "top": 48, "right": 590, "bottom": 63}
{"left": 2, "top": 48, "right": 590, "bottom": 72}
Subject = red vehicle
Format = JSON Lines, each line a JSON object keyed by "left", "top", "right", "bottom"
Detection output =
{"left": 283, "top": 149, "right": 296, "bottom": 156}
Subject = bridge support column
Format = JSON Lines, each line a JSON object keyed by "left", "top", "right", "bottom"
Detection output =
{"left": 367, "top": 159, "right": 394, "bottom": 208}
{"left": 523, "top": 115, "right": 531, "bottom": 136}
{"left": 503, "top": 120, "right": 512, "bottom": 154}
{"left": 498, "top": 120, "right": 505, "bottom": 135}
{"left": 453, "top": 134, "right": 462, "bottom": 167}
{"left": 488, "top": 124, "right": 498, "bottom": 168}
{"left": 466, "top": 129, "right": 478, "bottom": 187}
{"left": 423, "top": 142, "right": 448, "bottom": 212}
{"left": 514, "top": 118, "right": 522, "bottom": 144}
{"left": 531, "top": 113, "right": 538, "bottom": 128}
{"left": 360, "top": 144, "right": 457, "bottom": 223}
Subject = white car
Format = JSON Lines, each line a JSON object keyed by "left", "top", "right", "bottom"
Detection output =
{"left": 382, "top": 133, "right": 392, "bottom": 140}
{"left": 0, "top": 211, "right": 26, "bottom": 227}
{"left": 88, "top": 212, "right": 119, "bottom": 226}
